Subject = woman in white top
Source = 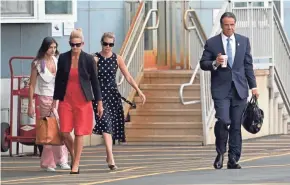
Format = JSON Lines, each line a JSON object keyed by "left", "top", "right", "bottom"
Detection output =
{"left": 28, "top": 37, "right": 70, "bottom": 172}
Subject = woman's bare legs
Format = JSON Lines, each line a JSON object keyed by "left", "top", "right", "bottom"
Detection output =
{"left": 72, "top": 135, "right": 83, "bottom": 172}
{"left": 61, "top": 133, "right": 74, "bottom": 168}
{"left": 103, "top": 133, "right": 117, "bottom": 170}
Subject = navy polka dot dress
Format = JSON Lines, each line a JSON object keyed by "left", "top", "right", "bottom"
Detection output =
{"left": 92, "top": 52, "right": 126, "bottom": 142}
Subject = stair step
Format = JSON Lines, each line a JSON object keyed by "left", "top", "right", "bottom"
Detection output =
{"left": 144, "top": 70, "right": 194, "bottom": 77}
{"left": 125, "top": 135, "right": 203, "bottom": 142}
{"left": 143, "top": 70, "right": 199, "bottom": 84}
{"left": 140, "top": 84, "right": 200, "bottom": 97}
{"left": 122, "top": 141, "right": 203, "bottom": 146}
{"left": 140, "top": 84, "right": 200, "bottom": 89}
{"left": 129, "top": 109, "right": 202, "bottom": 122}
{"left": 134, "top": 97, "right": 201, "bottom": 109}
{"left": 126, "top": 122, "right": 202, "bottom": 129}
{"left": 130, "top": 109, "right": 201, "bottom": 116}
{"left": 134, "top": 97, "right": 200, "bottom": 103}
{"left": 126, "top": 128, "right": 202, "bottom": 136}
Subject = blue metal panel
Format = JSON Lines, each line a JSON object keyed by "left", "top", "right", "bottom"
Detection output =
{"left": 200, "top": 1, "right": 224, "bottom": 9}
{"left": 53, "top": 8, "right": 90, "bottom": 53}
{"left": 89, "top": 1, "right": 124, "bottom": 9}
{"left": 283, "top": 7, "right": 290, "bottom": 38}
{"left": 189, "top": 1, "right": 224, "bottom": 37}
{"left": 198, "top": 9, "right": 215, "bottom": 37}
{"left": 1, "top": 23, "right": 51, "bottom": 78}
{"left": 88, "top": 9, "right": 125, "bottom": 54}
{"left": 284, "top": 1, "right": 290, "bottom": 8}
{"left": 54, "top": 0, "right": 125, "bottom": 54}
{"left": 77, "top": 0, "right": 89, "bottom": 9}
{"left": 1, "top": 24, "right": 21, "bottom": 78}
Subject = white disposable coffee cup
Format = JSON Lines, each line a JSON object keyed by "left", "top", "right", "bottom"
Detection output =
{"left": 221, "top": 55, "right": 228, "bottom": 68}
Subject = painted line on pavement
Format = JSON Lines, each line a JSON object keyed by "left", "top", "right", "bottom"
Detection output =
{"left": 80, "top": 152, "right": 290, "bottom": 185}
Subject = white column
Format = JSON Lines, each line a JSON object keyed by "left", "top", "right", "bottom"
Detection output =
{"left": 273, "top": 92, "right": 280, "bottom": 134}
{"left": 281, "top": 0, "right": 284, "bottom": 26}
{"left": 152, "top": 0, "right": 158, "bottom": 51}
{"left": 282, "top": 114, "right": 289, "bottom": 134}
{"left": 278, "top": 102, "right": 284, "bottom": 134}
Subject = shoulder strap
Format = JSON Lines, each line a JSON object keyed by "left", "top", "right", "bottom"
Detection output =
{"left": 120, "top": 96, "right": 136, "bottom": 109}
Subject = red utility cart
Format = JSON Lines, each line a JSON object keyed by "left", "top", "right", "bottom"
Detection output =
{"left": 1, "top": 56, "right": 40, "bottom": 156}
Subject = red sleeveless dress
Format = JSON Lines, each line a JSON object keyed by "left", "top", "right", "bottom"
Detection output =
{"left": 58, "top": 68, "right": 93, "bottom": 135}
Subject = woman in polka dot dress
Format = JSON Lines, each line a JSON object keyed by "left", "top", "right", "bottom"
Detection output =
{"left": 92, "top": 32, "right": 146, "bottom": 170}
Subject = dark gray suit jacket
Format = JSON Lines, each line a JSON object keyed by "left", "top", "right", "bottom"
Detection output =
{"left": 53, "top": 50, "right": 102, "bottom": 101}
{"left": 200, "top": 33, "right": 257, "bottom": 100}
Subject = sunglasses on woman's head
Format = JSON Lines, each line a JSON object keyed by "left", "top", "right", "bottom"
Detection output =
{"left": 102, "top": 41, "right": 114, "bottom": 47}
{"left": 69, "top": 42, "right": 82, "bottom": 47}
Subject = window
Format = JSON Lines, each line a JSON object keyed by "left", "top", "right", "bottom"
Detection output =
{"left": 0, "top": 0, "right": 77, "bottom": 23}
{"left": 45, "top": 0, "right": 72, "bottom": 15}
{"left": 1, "top": 0, "right": 34, "bottom": 17}
{"left": 234, "top": 2, "right": 247, "bottom": 8}
{"left": 234, "top": 1, "right": 265, "bottom": 8}
{"left": 253, "top": 2, "right": 264, "bottom": 7}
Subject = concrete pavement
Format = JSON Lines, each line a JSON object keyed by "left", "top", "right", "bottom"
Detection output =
{"left": 1, "top": 134, "right": 290, "bottom": 185}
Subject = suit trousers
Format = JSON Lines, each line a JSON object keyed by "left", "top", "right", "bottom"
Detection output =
{"left": 213, "top": 83, "right": 247, "bottom": 162}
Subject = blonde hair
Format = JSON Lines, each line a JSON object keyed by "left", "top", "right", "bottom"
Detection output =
{"left": 70, "top": 28, "right": 84, "bottom": 41}
{"left": 101, "top": 32, "right": 115, "bottom": 42}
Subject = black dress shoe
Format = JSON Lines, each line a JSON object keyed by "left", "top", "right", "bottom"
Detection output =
{"left": 227, "top": 158, "right": 242, "bottom": 169}
{"left": 213, "top": 154, "right": 224, "bottom": 169}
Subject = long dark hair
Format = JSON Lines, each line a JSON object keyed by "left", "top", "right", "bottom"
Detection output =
{"left": 35, "top": 36, "right": 59, "bottom": 72}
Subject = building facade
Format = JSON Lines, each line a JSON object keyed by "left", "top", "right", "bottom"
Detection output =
{"left": 0, "top": 0, "right": 287, "bottom": 155}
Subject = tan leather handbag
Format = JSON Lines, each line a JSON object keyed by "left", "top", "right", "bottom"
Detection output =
{"left": 35, "top": 111, "right": 64, "bottom": 146}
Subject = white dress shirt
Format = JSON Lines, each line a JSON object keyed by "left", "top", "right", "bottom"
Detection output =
{"left": 212, "top": 33, "right": 257, "bottom": 90}
{"left": 221, "top": 33, "right": 236, "bottom": 63}
{"left": 213, "top": 33, "right": 236, "bottom": 69}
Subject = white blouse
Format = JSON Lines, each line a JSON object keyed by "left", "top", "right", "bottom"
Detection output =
{"left": 34, "top": 56, "right": 57, "bottom": 97}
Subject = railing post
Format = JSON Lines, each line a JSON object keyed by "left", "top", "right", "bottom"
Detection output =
{"left": 228, "top": 0, "right": 232, "bottom": 12}
{"left": 250, "top": 2, "right": 254, "bottom": 56}
{"left": 200, "top": 70, "right": 208, "bottom": 145}
{"left": 268, "top": 62, "right": 275, "bottom": 134}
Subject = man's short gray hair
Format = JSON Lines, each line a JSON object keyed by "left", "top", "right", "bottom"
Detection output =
{"left": 220, "top": 12, "right": 236, "bottom": 25}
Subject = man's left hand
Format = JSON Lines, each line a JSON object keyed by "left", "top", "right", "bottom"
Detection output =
{"left": 252, "top": 88, "right": 259, "bottom": 98}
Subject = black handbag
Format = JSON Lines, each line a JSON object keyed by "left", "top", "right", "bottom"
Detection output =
{"left": 241, "top": 95, "right": 264, "bottom": 134}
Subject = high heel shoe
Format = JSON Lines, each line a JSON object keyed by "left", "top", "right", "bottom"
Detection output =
{"left": 70, "top": 167, "right": 80, "bottom": 174}
{"left": 108, "top": 164, "right": 118, "bottom": 171}
{"left": 106, "top": 157, "right": 118, "bottom": 170}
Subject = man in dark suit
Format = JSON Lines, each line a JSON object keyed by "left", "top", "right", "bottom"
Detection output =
{"left": 200, "top": 12, "right": 259, "bottom": 169}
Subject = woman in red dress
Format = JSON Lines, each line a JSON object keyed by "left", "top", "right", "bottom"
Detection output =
{"left": 53, "top": 28, "right": 103, "bottom": 174}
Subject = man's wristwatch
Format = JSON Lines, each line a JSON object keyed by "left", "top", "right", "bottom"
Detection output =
{"left": 212, "top": 61, "right": 219, "bottom": 70}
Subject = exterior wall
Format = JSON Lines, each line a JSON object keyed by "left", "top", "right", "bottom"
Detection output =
{"left": 1, "top": 24, "right": 52, "bottom": 78}
{"left": 1, "top": 0, "right": 289, "bottom": 155}
{"left": 55, "top": 1, "right": 126, "bottom": 54}
{"left": 1, "top": 1, "right": 126, "bottom": 78}
{"left": 1, "top": 1, "right": 125, "bottom": 155}
{"left": 189, "top": 1, "right": 224, "bottom": 37}
{"left": 283, "top": 1, "right": 290, "bottom": 38}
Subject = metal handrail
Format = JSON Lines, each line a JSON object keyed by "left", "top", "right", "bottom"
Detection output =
{"left": 179, "top": 1, "right": 229, "bottom": 145}
{"left": 119, "top": 1, "right": 144, "bottom": 56}
{"left": 272, "top": 5, "right": 290, "bottom": 114}
{"left": 273, "top": 5, "right": 290, "bottom": 57}
{"left": 183, "top": 9, "right": 195, "bottom": 30}
{"left": 274, "top": 68, "right": 290, "bottom": 114}
{"left": 117, "top": 9, "right": 159, "bottom": 86}
{"left": 179, "top": 8, "right": 206, "bottom": 105}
